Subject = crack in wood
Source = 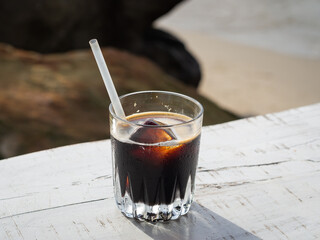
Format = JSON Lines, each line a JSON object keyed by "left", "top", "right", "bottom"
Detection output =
{"left": 198, "top": 161, "right": 289, "bottom": 172}
{"left": 273, "top": 225, "right": 289, "bottom": 239}
{"left": 198, "top": 159, "right": 319, "bottom": 173}
{"left": 198, "top": 176, "right": 282, "bottom": 189}
{"left": 97, "top": 219, "right": 106, "bottom": 228}
{"left": 0, "top": 192, "right": 40, "bottom": 202}
{"left": 13, "top": 218, "right": 24, "bottom": 239}
{"left": 50, "top": 224, "right": 60, "bottom": 240}
{"left": 0, "top": 197, "right": 108, "bottom": 220}
{"left": 305, "top": 159, "right": 320, "bottom": 163}
{"left": 285, "top": 187, "right": 303, "bottom": 202}
{"left": 290, "top": 138, "right": 320, "bottom": 148}
{"left": 93, "top": 175, "right": 112, "bottom": 180}
{"left": 273, "top": 115, "right": 288, "bottom": 125}
{"left": 5, "top": 229, "right": 13, "bottom": 240}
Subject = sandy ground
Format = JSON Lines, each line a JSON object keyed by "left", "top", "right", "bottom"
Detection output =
{"left": 156, "top": 0, "right": 320, "bottom": 116}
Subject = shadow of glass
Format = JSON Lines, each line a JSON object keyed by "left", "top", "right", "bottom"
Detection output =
{"left": 129, "top": 202, "right": 261, "bottom": 240}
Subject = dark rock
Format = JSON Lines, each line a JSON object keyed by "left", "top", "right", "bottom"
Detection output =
{"left": 142, "top": 28, "right": 201, "bottom": 87}
{"left": 0, "top": 43, "right": 237, "bottom": 159}
{"left": 0, "top": 0, "right": 200, "bottom": 86}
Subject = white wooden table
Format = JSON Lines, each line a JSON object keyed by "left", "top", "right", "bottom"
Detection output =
{"left": 1, "top": 103, "right": 320, "bottom": 240}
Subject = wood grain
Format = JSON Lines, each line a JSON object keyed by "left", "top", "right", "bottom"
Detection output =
{"left": 0, "top": 103, "right": 319, "bottom": 239}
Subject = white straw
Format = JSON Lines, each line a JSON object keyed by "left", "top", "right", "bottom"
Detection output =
{"left": 89, "top": 39, "right": 126, "bottom": 119}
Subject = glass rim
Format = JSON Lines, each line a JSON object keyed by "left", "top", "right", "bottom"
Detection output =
{"left": 109, "top": 90, "right": 204, "bottom": 128}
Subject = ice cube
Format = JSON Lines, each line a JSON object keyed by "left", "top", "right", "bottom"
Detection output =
{"left": 130, "top": 119, "right": 176, "bottom": 144}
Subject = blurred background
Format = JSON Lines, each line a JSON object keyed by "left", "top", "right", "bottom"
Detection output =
{"left": 0, "top": 0, "right": 319, "bottom": 159}
{"left": 157, "top": 0, "right": 320, "bottom": 116}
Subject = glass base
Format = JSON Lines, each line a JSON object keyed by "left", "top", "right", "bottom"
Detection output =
{"left": 114, "top": 169, "right": 194, "bottom": 222}
{"left": 116, "top": 192, "right": 194, "bottom": 222}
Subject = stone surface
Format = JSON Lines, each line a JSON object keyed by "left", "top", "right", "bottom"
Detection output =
{"left": 0, "top": 0, "right": 201, "bottom": 87}
{"left": 0, "top": 44, "right": 236, "bottom": 159}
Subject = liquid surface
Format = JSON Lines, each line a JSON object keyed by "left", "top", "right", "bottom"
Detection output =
{"left": 126, "top": 111, "right": 192, "bottom": 126}
{"left": 113, "top": 112, "right": 198, "bottom": 145}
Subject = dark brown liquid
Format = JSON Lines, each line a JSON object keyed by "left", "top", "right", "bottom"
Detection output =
{"left": 112, "top": 113, "right": 200, "bottom": 206}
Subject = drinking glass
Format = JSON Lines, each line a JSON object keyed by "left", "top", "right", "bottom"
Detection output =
{"left": 109, "top": 91, "right": 203, "bottom": 222}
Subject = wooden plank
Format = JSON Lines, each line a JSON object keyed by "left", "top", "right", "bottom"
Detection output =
{"left": 0, "top": 103, "right": 320, "bottom": 239}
